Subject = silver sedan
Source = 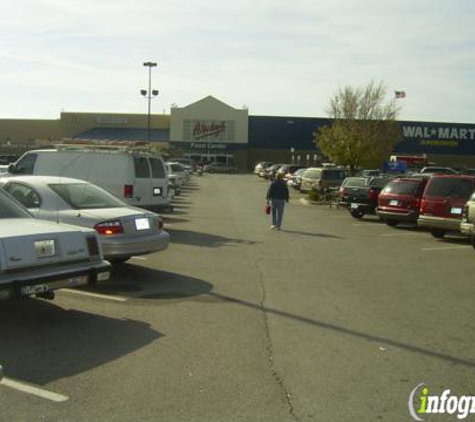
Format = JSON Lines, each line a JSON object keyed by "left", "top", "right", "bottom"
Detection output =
{"left": 0, "top": 176, "right": 170, "bottom": 264}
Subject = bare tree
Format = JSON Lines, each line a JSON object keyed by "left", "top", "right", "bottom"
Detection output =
{"left": 316, "top": 81, "right": 402, "bottom": 175}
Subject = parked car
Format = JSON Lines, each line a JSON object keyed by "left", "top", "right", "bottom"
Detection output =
{"left": 461, "top": 192, "right": 475, "bottom": 248}
{"left": 254, "top": 161, "right": 274, "bottom": 175}
{"left": 278, "top": 164, "right": 305, "bottom": 181}
{"left": 418, "top": 174, "right": 475, "bottom": 238}
{"left": 7, "top": 146, "right": 171, "bottom": 212}
{"left": 300, "top": 167, "right": 347, "bottom": 193}
{"left": 420, "top": 166, "right": 458, "bottom": 175}
{"left": 459, "top": 168, "right": 475, "bottom": 176}
{"left": 167, "top": 162, "right": 192, "bottom": 183}
{"left": 339, "top": 176, "right": 395, "bottom": 219}
{"left": 259, "top": 163, "right": 283, "bottom": 179}
{"left": 0, "top": 176, "right": 171, "bottom": 264}
{"left": 203, "top": 162, "right": 238, "bottom": 174}
{"left": 0, "top": 189, "right": 111, "bottom": 301}
{"left": 290, "top": 168, "right": 307, "bottom": 190}
{"left": 377, "top": 176, "right": 430, "bottom": 226}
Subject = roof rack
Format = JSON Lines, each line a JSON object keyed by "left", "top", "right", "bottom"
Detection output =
{"left": 55, "top": 139, "right": 168, "bottom": 154}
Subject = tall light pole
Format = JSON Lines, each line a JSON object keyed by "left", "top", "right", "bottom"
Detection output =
{"left": 141, "top": 61, "right": 159, "bottom": 142}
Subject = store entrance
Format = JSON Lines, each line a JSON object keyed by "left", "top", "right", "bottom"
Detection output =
{"left": 186, "top": 153, "right": 234, "bottom": 166}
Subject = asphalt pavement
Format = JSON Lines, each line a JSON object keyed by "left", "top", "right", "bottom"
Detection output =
{"left": 1, "top": 174, "right": 474, "bottom": 422}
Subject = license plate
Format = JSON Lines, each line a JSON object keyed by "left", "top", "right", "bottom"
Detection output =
{"left": 21, "top": 284, "right": 49, "bottom": 295}
{"left": 68, "top": 275, "right": 88, "bottom": 287}
{"left": 34, "top": 239, "right": 56, "bottom": 257}
{"left": 97, "top": 271, "right": 111, "bottom": 282}
{"left": 153, "top": 187, "right": 162, "bottom": 196}
{"left": 135, "top": 217, "right": 150, "bottom": 230}
{"left": 350, "top": 203, "right": 359, "bottom": 209}
{"left": 389, "top": 200, "right": 399, "bottom": 206}
{"left": 450, "top": 207, "right": 463, "bottom": 215}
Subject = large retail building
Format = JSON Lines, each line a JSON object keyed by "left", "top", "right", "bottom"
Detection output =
{"left": 1, "top": 95, "right": 475, "bottom": 169}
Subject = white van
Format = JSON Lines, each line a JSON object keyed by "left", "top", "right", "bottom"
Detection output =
{"left": 7, "top": 146, "right": 172, "bottom": 212}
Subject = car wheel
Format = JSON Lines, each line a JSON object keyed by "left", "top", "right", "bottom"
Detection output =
{"left": 430, "top": 229, "right": 445, "bottom": 239}
{"left": 109, "top": 257, "right": 130, "bottom": 265}
{"left": 471, "top": 236, "right": 475, "bottom": 250}
{"left": 386, "top": 219, "right": 398, "bottom": 227}
{"left": 350, "top": 209, "right": 364, "bottom": 219}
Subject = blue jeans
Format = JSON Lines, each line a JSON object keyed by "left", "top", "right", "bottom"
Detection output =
{"left": 271, "top": 199, "right": 285, "bottom": 228}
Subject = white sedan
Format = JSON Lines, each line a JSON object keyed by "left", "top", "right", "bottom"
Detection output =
{"left": 0, "top": 189, "right": 111, "bottom": 300}
{"left": 0, "top": 176, "right": 170, "bottom": 264}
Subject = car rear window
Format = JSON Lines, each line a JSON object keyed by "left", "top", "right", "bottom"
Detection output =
{"left": 369, "top": 177, "right": 394, "bottom": 188}
{"left": 0, "top": 190, "right": 31, "bottom": 218}
{"left": 322, "top": 170, "right": 345, "bottom": 180}
{"left": 425, "top": 178, "right": 475, "bottom": 198}
{"left": 134, "top": 156, "right": 150, "bottom": 179}
{"left": 382, "top": 180, "right": 419, "bottom": 195}
{"left": 149, "top": 158, "right": 166, "bottom": 178}
{"left": 342, "top": 177, "right": 368, "bottom": 188}
{"left": 49, "top": 183, "right": 126, "bottom": 209}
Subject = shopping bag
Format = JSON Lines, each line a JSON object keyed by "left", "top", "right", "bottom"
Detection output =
{"left": 265, "top": 204, "right": 271, "bottom": 215}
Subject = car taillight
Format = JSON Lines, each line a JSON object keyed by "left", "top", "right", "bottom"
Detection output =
{"left": 368, "top": 188, "right": 378, "bottom": 200}
{"left": 124, "top": 185, "right": 133, "bottom": 198}
{"left": 86, "top": 236, "right": 100, "bottom": 259}
{"left": 158, "top": 217, "right": 164, "bottom": 230}
{"left": 94, "top": 221, "right": 124, "bottom": 235}
{"left": 412, "top": 197, "right": 422, "bottom": 210}
{"left": 462, "top": 204, "right": 469, "bottom": 219}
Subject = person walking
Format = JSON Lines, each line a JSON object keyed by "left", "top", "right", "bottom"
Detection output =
{"left": 266, "top": 172, "right": 289, "bottom": 230}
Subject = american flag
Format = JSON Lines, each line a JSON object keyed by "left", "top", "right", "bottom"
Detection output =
{"left": 395, "top": 91, "right": 406, "bottom": 99}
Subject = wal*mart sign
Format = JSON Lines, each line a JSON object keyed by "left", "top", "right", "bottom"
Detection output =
{"left": 193, "top": 121, "right": 226, "bottom": 140}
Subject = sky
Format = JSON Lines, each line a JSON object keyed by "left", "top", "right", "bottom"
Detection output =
{"left": 1, "top": 0, "right": 474, "bottom": 123}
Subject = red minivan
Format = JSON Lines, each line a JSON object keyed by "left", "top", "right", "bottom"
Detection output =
{"left": 418, "top": 175, "right": 475, "bottom": 238}
{"left": 377, "top": 176, "right": 430, "bottom": 227}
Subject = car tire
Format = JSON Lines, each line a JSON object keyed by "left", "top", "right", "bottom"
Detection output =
{"left": 109, "top": 257, "right": 130, "bottom": 265}
{"left": 386, "top": 219, "right": 398, "bottom": 227}
{"left": 471, "top": 236, "right": 475, "bottom": 250}
{"left": 350, "top": 209, "right": 364, "bottom": 219}
{"left": 430, "top": 229, "right": 445, "bottom": 239}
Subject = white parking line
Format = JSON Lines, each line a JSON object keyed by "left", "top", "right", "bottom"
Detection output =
{"left": 130, "top": 256, "right": 148, "bottom": 261}
{"left": 421, "top": 245, "right": 471, "bottom": 251}
{"left": 1, "top": 377, "right": 69, "bottom": 402}
{"left": 60, "top": 289, "right": 127, "bottom": 302}
{"left": 381, "top": 232, "right": 421, "bottom": 237}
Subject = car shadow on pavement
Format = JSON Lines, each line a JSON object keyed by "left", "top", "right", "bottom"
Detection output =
{"left": 0, "top": 299, "right": 162, "bottom": 385}
{"left": 205, "top": 291, "right": 475, "bottom": 370}
{"left": 281, "top": 229, "right": 345, "bottom": 239}
{"left": 87, "top": 265, "right": 214, "bottom": 301}
{"left": 168, "top": 228, "right": 261, "bottom": 248}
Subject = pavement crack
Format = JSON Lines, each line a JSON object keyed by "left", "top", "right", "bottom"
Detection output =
{"left": 254, "top": 258, "right": 302, "bottom": 422}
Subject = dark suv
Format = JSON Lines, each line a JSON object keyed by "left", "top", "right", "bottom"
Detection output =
{"left": 339, "top": 176, "right": 394, "bottom": 219}
{"left": 377, "top": 176, "right": 430, "bottom": 227}
{"left": 418, "top": 175, "right": 475, "bottom": 238}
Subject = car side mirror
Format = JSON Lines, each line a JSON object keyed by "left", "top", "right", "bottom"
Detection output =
{"left": 8, "top": 164, "right": 23, "bottom": 174}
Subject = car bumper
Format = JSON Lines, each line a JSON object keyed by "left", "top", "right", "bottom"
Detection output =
{"left": 376, "top": 209, "right": 419, "bottom": 222}
{"left": 101, "top": 230, "right": 170, "bottom": 259}
{"left": 460, "top": 221, "right": 475, "bottom": 236}
{"left": 417, "top": 215, "right": 462, "bottom": 231}
{"left": 0, "top": 259, "right": 111, "bottom": 300}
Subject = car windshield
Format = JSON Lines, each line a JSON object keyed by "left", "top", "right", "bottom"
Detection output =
{"left": 170, "top": 164, "right": 185, "bottom": 172}
{"left": 382, "top": 180, "right": 419, "bottom": 195}
{"left": 49, "top": 183, "right": 127, "bottom": 209}
{"left": 0, "top": 190, "right": 32, "bottom": 218}
{"left": 425, "top": 178, "right": 475, "bottom": 198}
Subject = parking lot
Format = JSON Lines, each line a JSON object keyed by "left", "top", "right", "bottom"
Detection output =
{"left": 1, "top": 173, "right": 474, "bottom": 422}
